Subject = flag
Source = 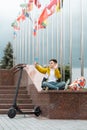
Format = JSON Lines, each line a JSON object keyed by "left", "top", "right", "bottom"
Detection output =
{"left": 25, "top": 12, "right": 29, "bottom": 17}
{"left": 33, "top": 21, "right": 46, "bottom": 36}
{"left": 17, "top": 10, "right": 26, "bottom": 22}
{"left": 38, "top": 7, "right": 48, "bottom": 25}
{"left": 29, "top": 0, "right": 33, "bottom": 2}
{"left": 34, "top": 0, "right": 41, "bottom": 8}
{"left": 13, "top": 26, "right": 20, "bottom": 30}
{"left": 46, "top": 0, "right": 57, "bottom": 10}
{"left": 32, "top": 0, "right": 63, "bottom": 36}
{"left": 27, "top": 2, "right": 33, "bottom": 11}
{"left": 20, "top": 2, "right": 33, "bottom": 12}
{"left": 34, "top": 23, "right": 46, "bottom": 31}
{"left": 22, "top": 8, "right": 33, "bottom": 22}
{"left": 17, "top": 14, "right": 26, "bottom": 22}
{"left": 33, "top": 28, "right": 37, "bottom": 36}
{"left": 37, "top": 0, "right": 57, "bottom": 25}
{"left": 11, "top": 21, "right": 20, "bottom": 30}
{"left": 56, "top": 0, "right": 63, "bottom": 12}
{"left": 46, "top": 0, "right": 62, "bottom": 14}
{"left": 42, "top": 20, "right": 47, "bottom": 28}
{"left": 13, "top": 31, "right": 17, "bottom": 39}
{"left": 20, "top": 3, "right": 28, "bottom": 8}
{"left": 38, "top": 7, "right": 55, "bottom": 25}
{"left": 38, "top": 0, "right": 64, "bottom": 25}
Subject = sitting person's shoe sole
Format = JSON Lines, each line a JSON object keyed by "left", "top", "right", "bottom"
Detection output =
{"left": 42, "top": 86, "right": 48, "bottom": 90}
{"left": 45, "top": 86, "right": 48, "bottom": 90}
{"left": 65, "top": 79, "right": 70, "bottom": 90}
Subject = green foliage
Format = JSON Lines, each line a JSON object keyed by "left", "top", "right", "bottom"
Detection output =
{"left": 0, "top": 42, "right": 13, "bottom": 69}
{"left": 64, "top": 65, "right": 70, "bottom": 81}
{"left": 58, "top": 65, "right": 70, "bottom": 82}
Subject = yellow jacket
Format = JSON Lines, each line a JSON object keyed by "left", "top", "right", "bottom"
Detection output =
{"left": 35, "top": 64, "right": 61, "bottom": 79}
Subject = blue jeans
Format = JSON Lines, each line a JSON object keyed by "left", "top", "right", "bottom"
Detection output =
{"left": 42, "top": 81, "right": 65, "bottom": 90}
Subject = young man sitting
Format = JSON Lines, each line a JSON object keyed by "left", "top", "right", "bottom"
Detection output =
{"left": 34, "top": 59, "right": 66, "bottom": 90}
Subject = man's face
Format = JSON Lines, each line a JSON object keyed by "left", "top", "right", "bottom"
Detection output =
{"left": 49, "top": 61, "right": 56, "bottom": 69}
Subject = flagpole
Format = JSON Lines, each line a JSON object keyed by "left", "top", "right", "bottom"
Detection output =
{"left": 34, "top": 5, "right": 39, "bottom": 63}
{"left": 20, "top": 22, "right": 22, "bottom": 64}
{"left": 38, "top": 30, "right": 40, "bottom": 63}
{"left": 19, "top": 25, "right": 21, "bottom": 63}
{"left": 22, "top": 22, "right": 25, "bottom": 63}
{"left": 35, "top": 12, "right": 39, "bottom": 62}
{"left": 56, "top": 12, "right": 58, "bottom": 62}
{"left": 42, "top": 30, "right": 44, "bottom": 65}
{"left": 69, "top": 0, "right": 72, "bottom": 82}
{"left": 13, "top": 31, "right": 17, "bottom": 66}
{"left": 15, "top": 30, "right": 18, "bottom": 64}
{"left": 52, "top": 16, "right": 53, "bottom": 58}
{"left": 29, "top": 18, "right": 31, "bottom": 64}
{"left": 20, "top": 21, "right": 23, "bottom": 63}
{"left": 35, "top": 18, "right": 39, "bottom": 63}
{"left": 80, "top": 0, "right": 84, "bottom": 76}
{"left": 26, "top": 13, "right": 31, "bottom": 64}
{"left": 26, "top": 19, "right": 29, "bottom": 64}
{"left": 46, "top": 26, "right": 48, "bottom": 64}
{"left": 32, "top": 23, "right": 34, "bottom": 64}
{"left": 32, "top": 1, "right": 35, "bottom": 64}
{"left": 60, "top": 7, "right": 63, "bottom": 80}
{"left": 21, "top": 21, "right": 25, "bottom": 63}
{"left": 24, "top": 21, "right": 26, "bottom": 63}
{"left": 62, "top": 9, "right": 65, "bottom": 81}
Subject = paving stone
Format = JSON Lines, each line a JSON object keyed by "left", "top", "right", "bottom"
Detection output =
{"left": 0, "top": 115, "right": 87, "bottom": 130}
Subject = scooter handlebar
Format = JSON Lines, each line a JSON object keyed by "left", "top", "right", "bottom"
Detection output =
{"left": 14, "top": 64, "right": 26, "bottom": 73}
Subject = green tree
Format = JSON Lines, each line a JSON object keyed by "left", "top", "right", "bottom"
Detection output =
{"left": 0, "top": 42, "right": 13, "bottom": 69}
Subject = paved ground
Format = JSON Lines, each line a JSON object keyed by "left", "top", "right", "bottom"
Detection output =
{"left": 0, "top": 114, "right": 87, "bottom": 130}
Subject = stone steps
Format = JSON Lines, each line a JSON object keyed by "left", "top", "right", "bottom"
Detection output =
{"left": 0, "top": 99, "right": 32, "bottom": 104}
{"left": 0, "top": 86, "right": 27, "bottom": 89}
{"left": 0, "top": 104, "right": 34, "bottom": 109}
{"left": 0, "top": 109, "right": 34, "bottom": 114}
{"left": 0, "top": 85, "right": 34, "bottom": 114}
{"left": 0, "top": 90, "right": 27, "bottom": 94}
{"left": 0, "top": 94, "right": 30, "bottom": 98}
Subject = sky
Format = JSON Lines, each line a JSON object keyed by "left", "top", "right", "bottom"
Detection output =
{"left": 0, "top": 0, "right": 49, "bottom": 44}
{"left": 0, "top": 0, "right": 87, "bottom": 67}
{"left": 0, "top": 0, "right": 22, "bottom": 42}
{"left": 0, "top": 0, "right": 81, "bottom": 58}
{"left": 0, "top": 0, "right": 22, "bottom": 59}
{"left": 0, "top": 0, "right": 50, "bottom": 60}
{"left": 0, "top": 0, "right": 74, "bottom": 46}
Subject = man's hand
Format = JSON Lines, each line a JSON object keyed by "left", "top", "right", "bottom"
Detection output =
{"left": 54, "top": 63, "right": 58, "bottom": 69}
{"left": 34, "top": 62, "right": 38, "bottom": 67}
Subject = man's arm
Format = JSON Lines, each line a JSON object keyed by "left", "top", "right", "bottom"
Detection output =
{"left": 34, "top": 62, "right": 47, "bottom": 74}
{"left": 55, "top": 69, "right": 62, "bottom": 79}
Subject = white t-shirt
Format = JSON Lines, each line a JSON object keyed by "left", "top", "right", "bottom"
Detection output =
{"left": 46, "top": 69, "right": 57, "bottom": 82}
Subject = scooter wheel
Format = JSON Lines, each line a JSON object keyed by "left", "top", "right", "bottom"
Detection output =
{"left": 34, "top": 106, "right": 41, "bottom": 116}
{"left": 8, "top": 107, "right": 16, "bottom": 118}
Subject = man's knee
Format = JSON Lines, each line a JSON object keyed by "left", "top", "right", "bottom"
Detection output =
{"left": 41, "top": 81, "right": 47, "bottom": 88}
{"left": 59, "top": 81, "right": 66, "bottom": 90}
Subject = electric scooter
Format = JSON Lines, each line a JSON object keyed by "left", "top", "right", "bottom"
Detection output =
{"left": 7, "top": 64, "right": 41, "bottom": 118}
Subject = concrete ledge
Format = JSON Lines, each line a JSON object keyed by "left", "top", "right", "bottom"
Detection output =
{"left": 29, "top": 84, "right": 87, "bottom": 119}
{"left": 14, "top": 65, "right": 87, "bottom": 119}
{"left": 0, "top": 69, "right": 14, "bottom": 85}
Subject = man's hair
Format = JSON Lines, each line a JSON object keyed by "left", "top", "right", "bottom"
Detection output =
{"left": 49, "top": 59, "right": 57, "bottom": 63}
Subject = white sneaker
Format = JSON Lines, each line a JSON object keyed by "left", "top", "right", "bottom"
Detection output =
{"left": 65, "top": 79, "right": 70, "bottom": 90}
